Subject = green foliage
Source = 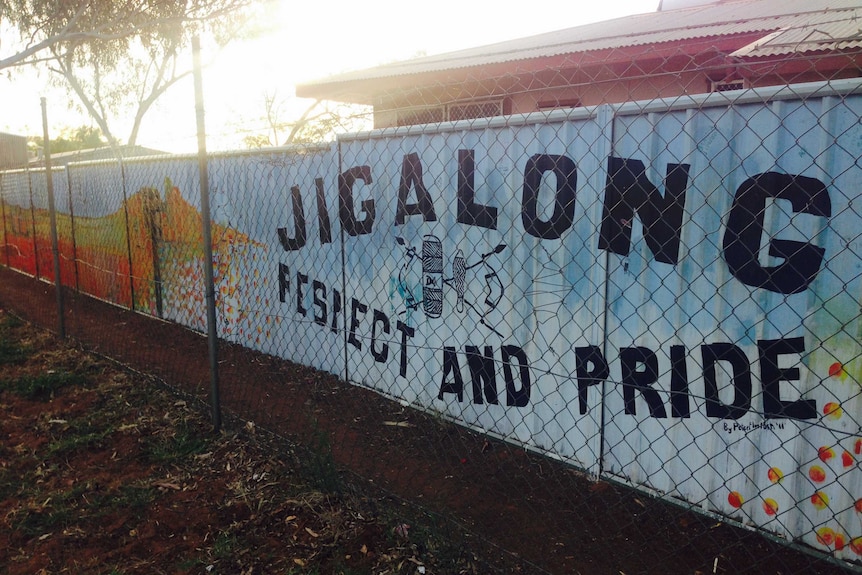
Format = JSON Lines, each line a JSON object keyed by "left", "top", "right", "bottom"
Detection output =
{"left": 211, "top": 531, "right": 239, "bottom": 559}
{"left": 301, "top": 426, "right": 342, "bottom": 494}
{"left": 46, "top": 421, "right": 116, "bottom": 456}
{"left": 0, "top": 338, "right": 28, "bottom": 366}
{"left": 3, "top": 371, "right": 87, "bottom": 400}
{"left": 92, "top": 485, "right": 157, "bottom": 514}
{"left": 143, "top": 421, "right": 211, "bottom": 463}
{"left": 2, "top": 0, "right": 257, "bottom": 146}
{"left": 28, "top": 126, "right": 107, "bottom": 154}
{"left": 0, "top": 314, "right": 28, "bottom": 366}
{"left": 10, "top": 483, "right": 85, "bottom": 536}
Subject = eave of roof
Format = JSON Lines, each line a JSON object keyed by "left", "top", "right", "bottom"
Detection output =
{"left": 297, "top": 0, "right": 862, "bottom": 102}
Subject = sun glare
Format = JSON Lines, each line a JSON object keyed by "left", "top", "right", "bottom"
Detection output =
{"left": 4, "top": 0, "right": 659, "bottom": 152}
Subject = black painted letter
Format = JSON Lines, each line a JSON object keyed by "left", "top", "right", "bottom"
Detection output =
{"left": 701, "top": 343, "right": 752, "bottom": 420}
{"left": 598, "top": 157, "right": 689, "bottom": 264}
{"left": 466, "top": 345, "right": 498, "bottom": 405}
{"left": 338, "top": 165, "right": 375, "bottom": 236}
{"left": 396, "top": 321, "right": 415, "bottom": 378}
{"left": 371, "top": 309, "right": 390, "bottom": 363}
{"left": 457, "top": 149, "right": 498, "bottom": 229}
{"left": 396, "top": 153, "right": 437, "bottom": 225}
{"left": 313, "top": 280, "right": 327, "bottom": 326}
{"left": 296, "top": 272, "right": 308, "bottom": 317}
{"left": 575, "top": 346, "right": 608, "bottom": 415}
{"left": 620, "top": 347, "right": 667, "bottom": 418}
{"left": 278, "top": 263, "right": 290, "bottom": 303}
{"left": 315, "top": 177, "right": 332, "bottom": 244}
{"left": 758, "top": 337, "right": 816, "bottom": 420}
{"left": 277, "top": 185, "right": 307, "bottom": 251}
{"left": 722, "top": 172, "right": 830, "bottom": 294}
{"left": 521, "top": 154, "right": 577, "bottom": 240}
{"left": 502, "top": 345, "right": 530, "bottom": 407}
{"left": 670, "top": 345, "right": 690, "bottom": 418}
{"left": 439, "top": 347, "right": 465, "bottom": 401}
{"left": 348, "top": 298, "right": 367, "bottom": 350}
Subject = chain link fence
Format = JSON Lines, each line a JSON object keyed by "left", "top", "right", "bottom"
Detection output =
{"left": 3, "top": 24, "right": 862, "bottom": 573}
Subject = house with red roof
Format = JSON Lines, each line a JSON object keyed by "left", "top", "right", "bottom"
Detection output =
{"left": 297, "top": 0, "right": 862, "bottom": 128}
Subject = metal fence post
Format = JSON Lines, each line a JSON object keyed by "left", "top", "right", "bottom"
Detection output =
{"left": 193, "top": 35, "right": 221, "bottom": 432}
{"left": 40, "top": 97, "right": 65, "bottom": 338}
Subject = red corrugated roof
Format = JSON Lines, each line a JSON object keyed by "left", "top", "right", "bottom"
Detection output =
{"left": 298, "top": 0, "right": 862, "bottom": 99}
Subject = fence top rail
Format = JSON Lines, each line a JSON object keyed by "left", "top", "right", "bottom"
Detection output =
{"left": 0, "top": 143, "right": 334, "bottom": 178}
{"left": 60, "top": 142, "right": 333, "bottom": 170}
{"left": 337, "top": 77, "right": 862, "bottom": 143}
{"left": 0, "top": 168, "right": 32, "bottom": 177}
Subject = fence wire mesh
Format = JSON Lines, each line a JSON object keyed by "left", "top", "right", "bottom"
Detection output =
{"left": 3, "top": 24, "right": 862, "bottom": 574}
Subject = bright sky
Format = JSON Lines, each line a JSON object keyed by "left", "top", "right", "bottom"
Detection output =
{"left": 2, "top": 0, "right": 659, "bottom": 153}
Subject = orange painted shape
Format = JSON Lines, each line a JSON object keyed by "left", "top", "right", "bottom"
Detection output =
{"left": 809, "top": 465, "right": 827, "bottom": 483}
{"left": 818, "top": 446, "right": 835, "bottom": 462}
{"left": 823, "top": 402, "right": 843, "bottom": 420}
{"left": 767, "top": 467, "right": 783, "bottom": 484}
{"left": 762, "top": 498, "right": 778, "bottom": 516}
{"left": 835, "top": 532, "right": 847, "bottom": 551}
{"left": 811, "top": 491, "right": 829, "bottom": 510}
{"left": 829, "top": 362, "right": 844, "bottom": 378}
{"left": 727, "top": 491, "right": 744, "bottom": 509}
{"left": 816, "top": 526, "right": 835, "bottom": 546}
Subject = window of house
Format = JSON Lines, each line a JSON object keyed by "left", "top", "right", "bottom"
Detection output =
{"left": 536, "top": 98, "right": 582, "bottom": 111}
{"left": 447, "top": 100, "right": 505, "bottom": 122}
{"left": 394, "top": 99, "right": 506, "bottom": 127}
{"left": 396, "top": 106, "right": 445, "bottom": 127}
{"left": 710, "top": 79, "right": 748, "bottom": 93}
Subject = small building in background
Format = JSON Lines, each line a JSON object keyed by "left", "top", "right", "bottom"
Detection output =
{"left": 0, "top": 132, "right": 29, "bottom": 169}
{"left": 297, "top": 0, "right": 862, "bottom": 128}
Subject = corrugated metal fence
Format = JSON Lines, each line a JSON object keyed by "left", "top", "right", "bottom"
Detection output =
{"left": 3, "top": 80, "right": 862, "bottom": 571}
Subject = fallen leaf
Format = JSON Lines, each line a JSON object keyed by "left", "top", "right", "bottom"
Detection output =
{"left": 305, "top": 527, "right": 319, "bottom": 538}
{"left": 293, "top": 558, "right": 306, "bottom": 567}
{"left": 360, "top": 544, "right": 368, "bottom": 555}
{"left": 154, "top": 481, "right": 181, "bottom": 490}
{"left": 382, "top": 421, "right": 413, "bottom": 427}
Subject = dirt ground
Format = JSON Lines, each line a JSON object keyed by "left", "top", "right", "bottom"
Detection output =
{"left": 0, "top": 310, "right": 494, "bottom": 574}
{"left": 0, "top": 266, "right": 856, "bottom": 575}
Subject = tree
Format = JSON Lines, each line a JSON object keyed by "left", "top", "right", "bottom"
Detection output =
{"left": 1, "top": 0, "right": 257, "bottom": 148}
{"left": 28, "top": 126, "right": 108, "bottom": 155}
{"left": 240, "top": 92, "right": 371, "bottom": 149}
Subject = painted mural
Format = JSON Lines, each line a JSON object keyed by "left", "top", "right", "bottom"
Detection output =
{"left": 2, "top": 91, "right": 862, "bottom": 566}
{"left": 1, "top": 170, "right": 260, "bottom": 327}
